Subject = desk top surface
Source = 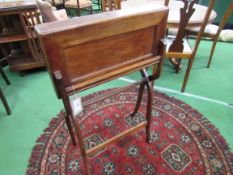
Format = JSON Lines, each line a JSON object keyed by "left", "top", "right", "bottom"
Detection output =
{"left": 35, "top": 5, "right": 167, "bottom": 35}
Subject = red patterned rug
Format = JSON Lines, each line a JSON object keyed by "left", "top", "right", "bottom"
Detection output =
{"left": 27, "top": 88, "right": 233, "bottom": 175}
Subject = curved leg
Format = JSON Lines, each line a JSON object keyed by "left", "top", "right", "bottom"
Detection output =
{"left": 169, "top": 58, "right": 182, "bottom": 71}
{"left": 131, "top": 83, "right": 145, "bottom": 117}
{"left": 176, "top": 59, "right": 182, "bottom": 73}
{"left": 145, "top": 82, "right": 153, "bottom": 143}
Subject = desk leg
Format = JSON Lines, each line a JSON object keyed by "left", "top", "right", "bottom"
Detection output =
{"left": 131, "top": 69, "right": 154, "bottom": 143}
{"left": 131, "top": 83, "right": 145, "bottom": 117}
{"left": 145, "top": 82, "right": 153, "bottom": 143}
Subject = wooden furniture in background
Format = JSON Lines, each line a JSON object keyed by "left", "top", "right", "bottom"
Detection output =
{"left": 64, "top": 0, "right": 93, "bottom": 16}
{"left": 0, "top": 64, "right": 11, "bottom": 115}
{"left": 152, "top": 0, "right": 215, "bottom": 92}
{"left": 36, "top": 0, "right": 68, "bottom": 22}
{"left": 35, "top": 6, "right": 168, "bottom": 174}
{"left": 0, "top": 2, "right": 45, "bottom": 73}
{"left": 102, "top": 0, "right": 121, "bottom": 12}
{"left": 44, "top": 0, "right": 64, "bottom": 8}
{"left": 188, "top": 1, "right": 233, "bottom": 68}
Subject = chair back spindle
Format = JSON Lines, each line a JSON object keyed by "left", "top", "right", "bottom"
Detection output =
{"left": 163, "top": 0, "right": 216, "bottom": 92}
{"left": 102, "top": 0, "right": 121, "bottom": 12}
{"left": 168, "top": 0, "right": 195, "bottom": 53}
{"left": 20, "top": 9, "right": 43, "bottom": 62}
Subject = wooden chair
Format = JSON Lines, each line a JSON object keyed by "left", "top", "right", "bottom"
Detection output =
{"left": 187, "top": 1, "right": 233, "bottom": 68}
{"left": 102, "top": 0, "right": 121, "bottom": 12}
{"left": 36, "top": 0, "right": 69, "bottom": 22}
{"left": 43, "top": 0, "right": 64, "bottom": 8}
{"left": 0, "top": 63, "right": 11, "bottom": 115}
{"left": 35, "top": 6, "right": 168, "bottom": 174}
{"left": 19, "top": 9, "right": 45, "bottom": 67}
{"left": 156, "top": 0, "right": 215, "bottom": 92}
{"left": 64, "top": 0, "right": 93, "bottom": 16}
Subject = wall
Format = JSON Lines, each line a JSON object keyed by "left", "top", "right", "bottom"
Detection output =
{"left": 200, "top": 0, "right": 233, "bottom": 25}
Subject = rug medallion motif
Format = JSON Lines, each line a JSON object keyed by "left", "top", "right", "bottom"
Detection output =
{"left": 27, "top": 88, "right": 233, "bottom": 175}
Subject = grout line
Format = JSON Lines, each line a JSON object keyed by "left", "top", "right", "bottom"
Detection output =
{"left": 118, "top": 77, "right": 233, "bottom": 109}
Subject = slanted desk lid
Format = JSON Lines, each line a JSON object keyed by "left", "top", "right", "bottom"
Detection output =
{"left": 35, "top": 5, "right": 167, "bottom": 36}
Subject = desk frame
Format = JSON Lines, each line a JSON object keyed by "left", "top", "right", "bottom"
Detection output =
{"left": 35, "top": 7, "right": 168, "bottom": 174}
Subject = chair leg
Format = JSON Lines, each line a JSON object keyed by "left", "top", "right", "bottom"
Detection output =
{"left": 176, "top": 59, "right": 182, "bottom": 73}
{"left": 0, "top": 67, "right": 10, "bottom": 85}
{"left": 89, "top": 6, "right": 93, "bottom": 14}
{"left": 207, "top": 37, "right": 218, "bottom": 68}
{"left": 0, "top": 87, "right": 11, "bottom": 115}
{"left": 207, "top": 2, "right": 233, "bottom": 68}
{"left": 98, "top": 0, "right": 101, "bottom": 10}
{"left": 181, "top": 58, "right": 194, "bottom": 92}
{"left": 76, "top": 8, "right": 81, "bottom": 16}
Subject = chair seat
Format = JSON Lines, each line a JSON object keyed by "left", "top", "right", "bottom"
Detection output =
{"left": 188, "top": 24, "right": 218, "bottom": 38}
{"left": 165, "top": 36, "right": 192, "bottom": 58}
{"left": 54, "top": 0, "right": 64, "bottom": 5}
{"left": 53, "top": 9, "right": 69, "bottom": 20}
{"left": 65, "top": 0, "right": 92, "bottom": 8}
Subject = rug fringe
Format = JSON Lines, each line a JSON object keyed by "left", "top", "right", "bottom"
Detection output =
{"left": 26, "top": 113, "right": 64, "bottom": 175}
{"left": 158, "top": 92, "right": 233, "bottom": 173}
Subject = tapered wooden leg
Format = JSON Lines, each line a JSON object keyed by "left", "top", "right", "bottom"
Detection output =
{"left": 70, "top": 115, "right": 90, "bottom": 175}
{"left": 65, "top": 115, "right": 77, "bottom": 145}
{"left": 98, "top": 0, "right": 101, "bottom": 10}
{"left": 76, "top": 8, "right": 81, "bottom": 16}
{"left": 139, "top": 69, "right": 154, "bottom": 143}
{"left": 207, "top": 38, "right": 218, "bottom": 68}
{"left": 131, "top": 83, "right": 145, "bottom": 117}
{"left": 145, "top": 82, "right": 153, "bottom": 143}
{"left": 0, "top": 87, "right": 11, "bottom": 115}
{"left": 65, "top": 109, "right": 90, "bottom": 174}
{"left": 207, "top": 2, "right": 233, "bottom": 68}
{"left": 181, "top": 58, "right": 194, "bottom": 92}
{"left": 0, "top": 67, "right": 10, "bottom": 85}
{"left": 89, "top": 7, "right": 93, "bottom": 14}
{"left": 176, "top": 59, "right": 182, "bottom": 73}
{"left": 54, "top": 71, "right": 90, "bottom": 174}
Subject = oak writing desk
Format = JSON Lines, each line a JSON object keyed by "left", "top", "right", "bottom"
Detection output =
{"left": 35, "top": 6, "right": 168, "bottom": 174}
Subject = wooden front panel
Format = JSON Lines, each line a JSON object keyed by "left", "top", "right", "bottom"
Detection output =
{"left": 64, "top": 27, "right": 154, "bottom": 83}
{"left": 36, "top": 6, "right": 168, "bottom": 92}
